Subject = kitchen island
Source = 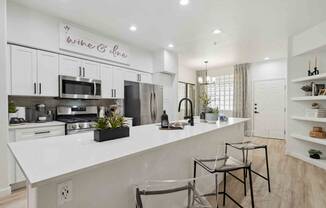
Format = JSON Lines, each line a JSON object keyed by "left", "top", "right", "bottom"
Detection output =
{"left": 8, "top": 118, "right": 249, "bottom": 208}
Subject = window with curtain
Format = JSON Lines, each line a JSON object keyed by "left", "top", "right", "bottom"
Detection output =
{"left": 207, "top": 74, "right": 234, "bottom": 111}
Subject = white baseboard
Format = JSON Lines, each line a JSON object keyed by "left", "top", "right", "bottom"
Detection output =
{"left": 0, "top": 186, "right": 11, "bottom": 198}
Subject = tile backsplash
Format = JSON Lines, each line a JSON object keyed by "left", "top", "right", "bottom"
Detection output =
{"left": 9, "top": 96, "right": 124, "bottom": 116}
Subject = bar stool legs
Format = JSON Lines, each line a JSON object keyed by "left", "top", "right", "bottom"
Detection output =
{"left": 193, "top": 159, "right": 255, "bottom": 208}
{"left": 265, "top": 146, "right": 271, "bottom": 192}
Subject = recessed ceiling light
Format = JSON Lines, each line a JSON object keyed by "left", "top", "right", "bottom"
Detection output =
{"left": 179, "top": 0, "right": 189, "bottom": 6}
{"left": 129, "top": 25, "right": 137, "bottom": 32}
{"left": 213, "top": 29, "right": 222, "bottom": 34}
{"left": 264, "top": 57, "right": 270, "bottom": 60}
{"left": 168, "top": 44, "right": 174, "bottom": 48}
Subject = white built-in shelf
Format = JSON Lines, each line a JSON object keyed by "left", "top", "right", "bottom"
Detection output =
{"left": 287, "top": 152, "right": 326, "bottom": 170}
{"left": 291, "top": 96, "right": 326, "bottom": 101}
{"left": 291, "top": 73, "right": 326, "bottom": 83}
{"left": 291, "top": 134, "right": 326, "bottom": 146}
{"left": 292, "top": 116, "right": 326, "bottom": 122}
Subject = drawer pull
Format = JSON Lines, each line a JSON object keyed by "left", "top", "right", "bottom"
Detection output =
{"left": 34, "top": 131, "right": 50, "bottom": 135}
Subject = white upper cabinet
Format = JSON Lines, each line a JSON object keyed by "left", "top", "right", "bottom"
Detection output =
{"left": 100, "top": 64, "right": 124, "bottom": 99}
{"left": 10, "top": 45, "right": 37, "bottom": 96}
{"left": 82, "top": 60, "right": 100, "bottom": 80}
{"left": 59, "top": 55, "right": 100, "bottom": 79}
{"left": 10, "top": 45, "right": 58, "bottom": 97}
{"left": 100, "top": 64, "right": 113, "bottom": 99}
{"left": 59, "top": 55, "right": 82, "bottom": 77}
{"left": 124, "top": 69, "right": 152, "bottom": 84}
{"left": 154, "top": 49, "right": 178, "bottom": 74}
{"left": 37, "top": 51, "right": 59, "bottom": 97}
{"left": 112, "top": 68, "right": 124, "bottom": 99}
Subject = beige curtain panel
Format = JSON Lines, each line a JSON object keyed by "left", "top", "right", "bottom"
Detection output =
{"left": 233, "top": 63, "right": 249, "bottom": 118}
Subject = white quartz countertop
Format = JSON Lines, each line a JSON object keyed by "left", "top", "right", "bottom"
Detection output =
{"left": 8, "top": 118, "right": 249, "bottom": 187}
{"left": 8, "top": 121, "right": 65, "bottom": 129}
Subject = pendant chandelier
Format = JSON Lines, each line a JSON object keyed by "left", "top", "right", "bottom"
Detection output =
{"left": 198, "top": 61, "right": 216, "bottom": 85}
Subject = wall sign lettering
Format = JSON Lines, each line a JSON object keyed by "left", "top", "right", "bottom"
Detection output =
{"left": 59, "top": 23, "right": 129, "bottom": 64}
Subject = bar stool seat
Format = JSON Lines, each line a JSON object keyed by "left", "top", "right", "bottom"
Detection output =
{"left": 226, "top": 141, "right": 266, "bottom": 150}
{"left": 225, "top": 141, "right": 271, "bottom": 193}
{"left": 135, "top": 173, "right": 219, "bottom": 208}
{"left": 194, "top": 155, "right": 255, "bottom": 208}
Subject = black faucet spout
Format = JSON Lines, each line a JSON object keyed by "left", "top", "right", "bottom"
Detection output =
{"left": 178, "top": 98, "right": 194, "bottom": 126}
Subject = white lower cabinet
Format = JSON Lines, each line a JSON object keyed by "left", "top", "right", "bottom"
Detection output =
{"left": 8, "top": 125, "right": 65, "bottom": 185}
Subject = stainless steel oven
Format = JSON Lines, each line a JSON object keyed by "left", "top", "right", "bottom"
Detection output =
{"left": 59, "top": 75, "right": 101, "bottom": 99}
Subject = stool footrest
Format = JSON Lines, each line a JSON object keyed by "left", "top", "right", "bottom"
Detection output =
{"left": 227, "top": 171, "right": 245, "bottom": 184}
{"left": 251, "top": 169, "right": 268, "bottom": 181}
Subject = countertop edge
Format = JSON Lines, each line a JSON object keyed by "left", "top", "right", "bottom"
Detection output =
{"left": 10, "top": 118, "right": 250, "bottom": 187}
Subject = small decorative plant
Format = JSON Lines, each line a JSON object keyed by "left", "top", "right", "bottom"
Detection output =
{"left": 205, "top": 106, "right": 219, "bottom": 122}
{"left": 199, "top": 92, "right": 211, "bottom": 112}
{"left": 8, "top": 101, "right": 18, "bottom": 114}
{"left": 207, "top": 107, "right": 219, "bottom": 114}
{"left": 308, "top": 149, "right": 322, "bottom": 159}
{"left": 94, "top": 113, "right": 129, "bottom": 142}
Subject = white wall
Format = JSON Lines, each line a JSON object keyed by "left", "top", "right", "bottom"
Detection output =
{"left": 207, "top": 65, "right": 234, "bottom": 77}
{"left": 7, "top": 2, "right": 153, "bottom": 73}
{"left": 178, "top": 65, "right": 196, "bottom": 84}
{"left": 247, "top": 58, "right": 287, "bottom": 136}
{"left": 249, "top": 59, "right": 287, "bottom": 81}
{"left": 0, "top": 0, "right": 10, "bottom": 197}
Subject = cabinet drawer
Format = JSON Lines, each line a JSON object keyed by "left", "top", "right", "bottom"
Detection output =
{"left": 15, "top": 126, "right": 65, "bottom": 141}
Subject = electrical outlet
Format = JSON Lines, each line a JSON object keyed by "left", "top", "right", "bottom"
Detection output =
{"left": 57, "top": 180, "right": 73, "bottom": 206}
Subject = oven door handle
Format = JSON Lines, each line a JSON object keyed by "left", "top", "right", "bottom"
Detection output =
{"left": 94, "top": 82, "right": 97, "bottom": 96}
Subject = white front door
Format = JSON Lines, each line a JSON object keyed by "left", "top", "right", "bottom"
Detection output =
{"left": 253, "top": 79, "right": 286, "bottom": 139}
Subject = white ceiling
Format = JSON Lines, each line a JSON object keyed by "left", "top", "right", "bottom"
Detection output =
{"left": 10, "top": 0, "right": 326, "bottom": 70}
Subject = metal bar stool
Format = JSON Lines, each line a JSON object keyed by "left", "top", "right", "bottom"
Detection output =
{"left": 225, "top": 141, "right": 271, "bottom": 194}
{"left": 136, "top": 173, "right": 218, "bottom": 208}
{"left": 193, "top": 155, "right": 255, "bottom": 208}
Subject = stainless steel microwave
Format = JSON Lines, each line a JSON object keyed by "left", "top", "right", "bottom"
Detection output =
{"left": 59, "top": 75, "right": 101, "bottom": 99}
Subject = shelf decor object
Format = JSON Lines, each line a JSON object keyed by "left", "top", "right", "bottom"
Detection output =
{"left": 308, "top": 149, "right": 323, "bottom": 159}
{"left": 309, "top": 127, "right": 326, "bottom": 139}
{"left": 94, "top": 114, "right": 130, "bottom": 142}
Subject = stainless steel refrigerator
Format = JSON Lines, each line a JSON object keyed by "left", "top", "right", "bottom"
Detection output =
{"left": 124, "top": 81, "right": 163, "bottom": 126}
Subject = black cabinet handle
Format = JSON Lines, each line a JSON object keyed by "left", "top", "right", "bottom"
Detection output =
{"left": 39, "top": 83, "right": 42, "bottom": 94}
{"left": 34, "top": 83, "right": 37, "bottom": 94}
{"left": 79, "top": 66, "right": 82, "bottom": 76}
{"left": 83, "top": 67, "right": 85, "bottom": 77}
{"left": 35, "top": 131, "right": 50, "bottom": 135}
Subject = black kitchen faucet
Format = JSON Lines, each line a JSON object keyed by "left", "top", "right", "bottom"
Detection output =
{"left": 178, "top": 98, "right": 194, "bottom": 126}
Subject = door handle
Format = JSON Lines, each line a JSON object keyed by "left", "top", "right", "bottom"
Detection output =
{"left": 35, "top": 131, "right": 50, "bottom": 135}
{"left": 34, "top": 83, "right": 37, "bottom": 94}
{"left": 150, "top": 93, "right": 153, "bottom": 121}
{"left": 39, "top": 83, "right": 42, "bottom": 94}
{"left": 153, "top": 92, "right": 157, "bottom": 120}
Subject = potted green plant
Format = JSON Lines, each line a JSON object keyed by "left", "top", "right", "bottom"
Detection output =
{"left": 8, "top": 101, "right": 18, "bottom": 122}
{"left": 205, "top": 107, "right": 219, "bottom": 123}
{"left": 94, "top": 113, "right": 130, "bottom": 142}
{"left": 199, "top": 92, "right": 211, "bottom": 120}
{"left": 308, "top": 149, "right": 323, "bottom": 159}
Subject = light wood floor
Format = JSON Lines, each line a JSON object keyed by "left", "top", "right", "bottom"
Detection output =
{"left": 0, "top": 138, "right": 325, "bottom": 208}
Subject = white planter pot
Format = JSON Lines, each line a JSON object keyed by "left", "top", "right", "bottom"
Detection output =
{"left": 8, "top": 113, "right": 18, "bottom": 122}
{"left": 205, "top": 113, "right": 219, "bottom": 123}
